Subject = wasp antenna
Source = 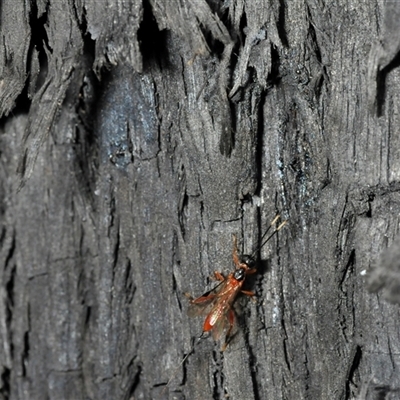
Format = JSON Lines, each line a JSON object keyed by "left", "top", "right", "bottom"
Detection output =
{"left": 270, "top": 214, "right": 281, "bottom": 227}
{"left": 251, "top": 214, "right": 288, "bottom": 259}
{"left": 258, "top": 214, "right": 281, "bottom": 244}
{"left": 276, "top": 220, "right": 288, "bottom": 232}
{"left": 258, "top": 218, "right": 288, "bottom": 251}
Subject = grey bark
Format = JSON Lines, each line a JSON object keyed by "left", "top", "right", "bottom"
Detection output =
{"left": 1, "top": 1, "right": 400, "bottom": 399}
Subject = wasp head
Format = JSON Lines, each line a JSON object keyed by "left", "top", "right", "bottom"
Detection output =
{"left": 239, "top": 254, "right": 256, "bottom": 269}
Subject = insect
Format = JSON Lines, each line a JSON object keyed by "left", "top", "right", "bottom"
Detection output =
{"left": 187, "top": 214, "right": 287, "bottom": 350}
{"left": 161, "top": 215, "right": 287, "bottom": 395}
{"left": 186, "top": 235, "right": 256, "bottom": 351}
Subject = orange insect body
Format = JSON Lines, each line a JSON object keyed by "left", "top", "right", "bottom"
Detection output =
{"left": 202, "top": 274, "right": 242, "bottom": 332}
{"left": 188, "top": 236, "right": 256, "bottom": 349}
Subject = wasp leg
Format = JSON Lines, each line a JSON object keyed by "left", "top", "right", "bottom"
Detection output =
{"left": 232, "top": 234, "right": 240, "bottom": 267}
{"left": 214, "top": 271, "right": 225, "bottom": 281}
{"left": 185, "top": 291, "right": 217, "bottom": 303}
{"left": 221, "top": 308, "right": 236, "bottom": 351}
{"left": 242, "top": 289, "right": 257, "bottom": 303}
{"left": 189, "top": 292, "right": 218, "bottom": 304}
{"left": 184, "top": 292, "right": 194, "bottom": 301}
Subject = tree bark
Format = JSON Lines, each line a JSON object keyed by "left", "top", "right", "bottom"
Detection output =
{"left": 1, "top": 1, "right": 400, "bottom": 399}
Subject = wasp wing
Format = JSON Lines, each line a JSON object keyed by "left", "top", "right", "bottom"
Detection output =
{"left": 210, "top": 307, "right": 231, "bottom": 341}
{"left": 187, "top": 280, "right": 226, "bottom": 318}
{"left": 206, "top": 293, "right": 236, "bottom": 342}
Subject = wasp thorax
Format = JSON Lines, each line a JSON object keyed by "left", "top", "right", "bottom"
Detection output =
{"left": 233, "top": 268, "right": 246, "bottom": 281}
{"left": 239, "top": 254, "right": 255, "bottom": 268}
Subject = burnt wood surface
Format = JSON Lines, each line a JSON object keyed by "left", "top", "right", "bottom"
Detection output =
{"left": 1, "top": 1, "right": 400, "bottom": 399}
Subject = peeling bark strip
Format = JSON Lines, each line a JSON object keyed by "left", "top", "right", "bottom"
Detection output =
{"left": 368, "top": 1, "right": 400, "bottom": 113}
{"left": 1, "top": 1, "right": 400, "bottom": 399}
